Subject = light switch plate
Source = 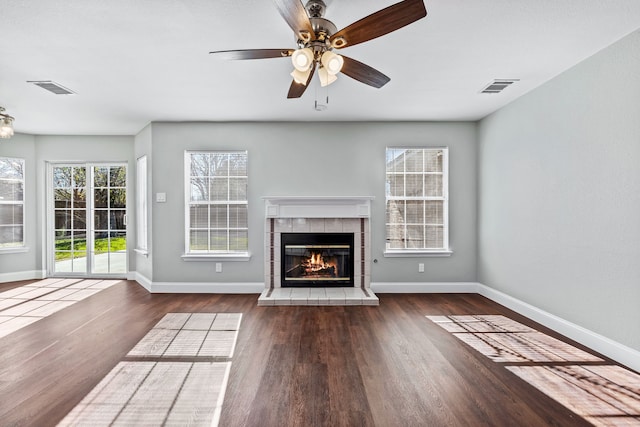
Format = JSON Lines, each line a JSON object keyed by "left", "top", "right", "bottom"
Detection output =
{"left": 156, "top": 192, "right": 166, "bottom": 203}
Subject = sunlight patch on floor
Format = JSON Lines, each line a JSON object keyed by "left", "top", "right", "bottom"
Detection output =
{"left": 59, "top": 312, "right": 242, "bottom": 427}
{"left": 57, "top": 361, "right": 231, "bottom": 426}
{"left": 128, "top": 313, "right": 242, "bottom": 358}
{"left": 508, "top": 365, "right": 640, "bottom": 426}
{"left": 0, "top": 279, "right": 122, "bottom": 338}
{"left": 427, "top": 314, "right": 640, "bottom": 426}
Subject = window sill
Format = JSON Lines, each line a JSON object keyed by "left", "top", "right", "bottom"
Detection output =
{"left": 384, "top": 249, "right": 452, "bottom": 258}
{"left": 134, "top": 248, "right": 149, "bottom": 257}
{"left": 181, "top": 252, "right": 251, "bottom": 262}
{"left": 0, "top": 246, "right": 29, "bottom": 255}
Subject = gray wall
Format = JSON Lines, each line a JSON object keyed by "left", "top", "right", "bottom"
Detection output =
{"left": 150, "top": 121, "right": 477, "bottom": 284}
{"left": 478, "top": 30, "right": 640, "bottom": 351}
{"left": 1, "top": 123, "right": 476, "bottom": 284}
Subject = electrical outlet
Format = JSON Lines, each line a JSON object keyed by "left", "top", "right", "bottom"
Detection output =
{"left": 418, "top": 263, "right": 424, "bottom": 273}
{"left": 216, "top": 263, "right": 222, "bottom": 273}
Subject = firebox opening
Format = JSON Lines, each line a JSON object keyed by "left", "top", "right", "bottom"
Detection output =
{"left": 281, "top": 233, "right": 354, "bottom": 287}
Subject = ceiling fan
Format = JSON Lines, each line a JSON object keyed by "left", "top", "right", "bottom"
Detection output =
{"left": 209, "top": 0, "right": 427, "bottom": 99}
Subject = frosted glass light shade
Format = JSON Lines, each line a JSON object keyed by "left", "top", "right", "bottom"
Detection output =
{"left": 291, "top": 68, "right": 312, "bottom": 85}
{"left": 291, "top": 48, "right": 314, "bottom": 72}
{"left": 321, "top": 51, "right": 344, "bottom": 75}
{"left": 318, "top": 67, "right": 338, "bottom": 87}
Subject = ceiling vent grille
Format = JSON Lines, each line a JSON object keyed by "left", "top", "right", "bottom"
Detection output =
{"left": 480, "top": 79, "right": 519, "bottom": 94}
{"left": 28, "top": 80, "right": 75, "bottom": 95}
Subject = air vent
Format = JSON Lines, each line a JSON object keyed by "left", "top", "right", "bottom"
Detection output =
{"left": 28, "top": 80, "right": 75, "bottom": 95}
{"left": 480, "top": 79, "right": 519, "bottom": 94}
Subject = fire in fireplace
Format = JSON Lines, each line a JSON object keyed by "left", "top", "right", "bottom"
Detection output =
{"left": 281, "top": 233, "right": 354, "bottom": 287}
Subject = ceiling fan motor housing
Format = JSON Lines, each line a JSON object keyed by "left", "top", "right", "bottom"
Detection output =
{"left": 310, "top": 18, "right": 337, "bottom": 40}
{"left": 298, "top": 0, "right": 337, "bottom": 50}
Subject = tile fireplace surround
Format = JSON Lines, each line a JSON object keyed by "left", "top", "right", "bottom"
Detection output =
{"left": 258, "top": 197, "right": 379, "bottom": 306}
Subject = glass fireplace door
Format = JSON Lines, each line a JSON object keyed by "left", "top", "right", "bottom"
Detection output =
{"left": 281, "top": 233, "right": 354, "bottom": 287}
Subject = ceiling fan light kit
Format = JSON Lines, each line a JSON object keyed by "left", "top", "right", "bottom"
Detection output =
{"left": 321, "top": 50, "right": 344, "bottom": 75}
{"left": 291, "top": 67, "right": 313, "bottom": 84}
{"left": 292, "top": 47, "right": 314, "bottom": 71}
{"left": 318, "top": 67, "right": 338, "bottom": 87}
{"left": 0, "top": 106, "right": 15, "bottom": 139}
{"left": 210, "top": 0, "right": 427, "bottom": 99}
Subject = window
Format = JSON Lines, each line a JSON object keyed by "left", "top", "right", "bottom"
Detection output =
{"left": 184, "top": 151, "right": 249, "bottom": 259}
{"left": 0, "top": 157, "right": 25, "bottom": 250}
{"left": 136, "top": 156, "right": 148, "bottom": 254}
{"left": 385, "top": 147, "right": 450, "bottom": 256}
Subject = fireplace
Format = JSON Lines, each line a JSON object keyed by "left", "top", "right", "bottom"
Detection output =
{"left": 262, "top": 196, "right": 374, "bottom": 296}
{"left": 281, "top": 233, "right": 354, "bottom": 287}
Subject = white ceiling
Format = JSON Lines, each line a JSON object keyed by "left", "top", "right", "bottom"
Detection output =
{"left": 2, "top": 0, "right": 640, "bottom": 136}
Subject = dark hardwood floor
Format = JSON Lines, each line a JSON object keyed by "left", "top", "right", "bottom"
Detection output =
{"left": 0, "top": 280, "right": 624, "bottom": 426}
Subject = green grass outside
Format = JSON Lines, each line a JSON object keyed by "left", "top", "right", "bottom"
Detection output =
{"left": 55, "top": 236, "right": 126, "bottom": 260}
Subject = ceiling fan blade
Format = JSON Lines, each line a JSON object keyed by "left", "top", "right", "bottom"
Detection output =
{"left": 340, "top": 56, "right": 390, "bottom": 88}
{"left": 273, "top": 0, "right": 314, "bottom": 39}
{"left": 330, "top": 0, "right": 426, "bottom": 49}
{"left": 209, "top": 49, "right": 293, "bottom": 60}
{"left": 287, "top": 63, "right": 316, "bottom": 98}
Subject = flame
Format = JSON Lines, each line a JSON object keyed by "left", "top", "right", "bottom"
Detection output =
{"left": 302, "top": 251, "right": 338, "bottom": 277}
{"left": 310, "top": 252, "right": 322, "bottom": 266}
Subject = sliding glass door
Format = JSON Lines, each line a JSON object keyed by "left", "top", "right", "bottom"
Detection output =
{"left": 92, "top": 165, "right": 127, "bottom": 274}
{"left": 50, "top": 163, "right": 127, "bottom": 277}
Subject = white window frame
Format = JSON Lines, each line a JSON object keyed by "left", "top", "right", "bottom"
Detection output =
{"left": 384, "top": 147, "right": 452, "bottom": 257}
{"left": 182, "top": 150, "right": 250, "bottom": 261}
{"left": 135, "top": 155, "right": 148, "bottom": 256}
{"left": 0, "top": 157, "right": 27, "bottom": 253}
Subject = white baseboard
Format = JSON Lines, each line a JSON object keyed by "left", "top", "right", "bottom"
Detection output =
{"left": 133, "top": 280, "right": 480, "bottom": 295}
{"left": 150, "top": 282, "right": 263, "bottom": 293}
{"left": 130, "top": 272, "right": 152, "bottom": 292}
{"left": 130, "top": 275, "right": 263, "bottom": 294}
{"left": 0, "top": 270, "right": 46, "bottom": 283}
{"left": 371, "top": 282, "right": 480, "bottom": 293}
{"left": 129, "top": 280, "right": 479, "bottom": 295}
{"left": 477, "top": 283, "right": 640, "bottom": 373}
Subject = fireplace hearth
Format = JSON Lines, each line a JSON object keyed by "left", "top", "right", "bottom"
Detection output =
{"left": 281, "top": 233, "right": 354, "bottom": 287}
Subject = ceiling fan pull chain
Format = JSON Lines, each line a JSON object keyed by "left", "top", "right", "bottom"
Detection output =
{"left": 314, "top": 83, "right": 329, "bottom": 111}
